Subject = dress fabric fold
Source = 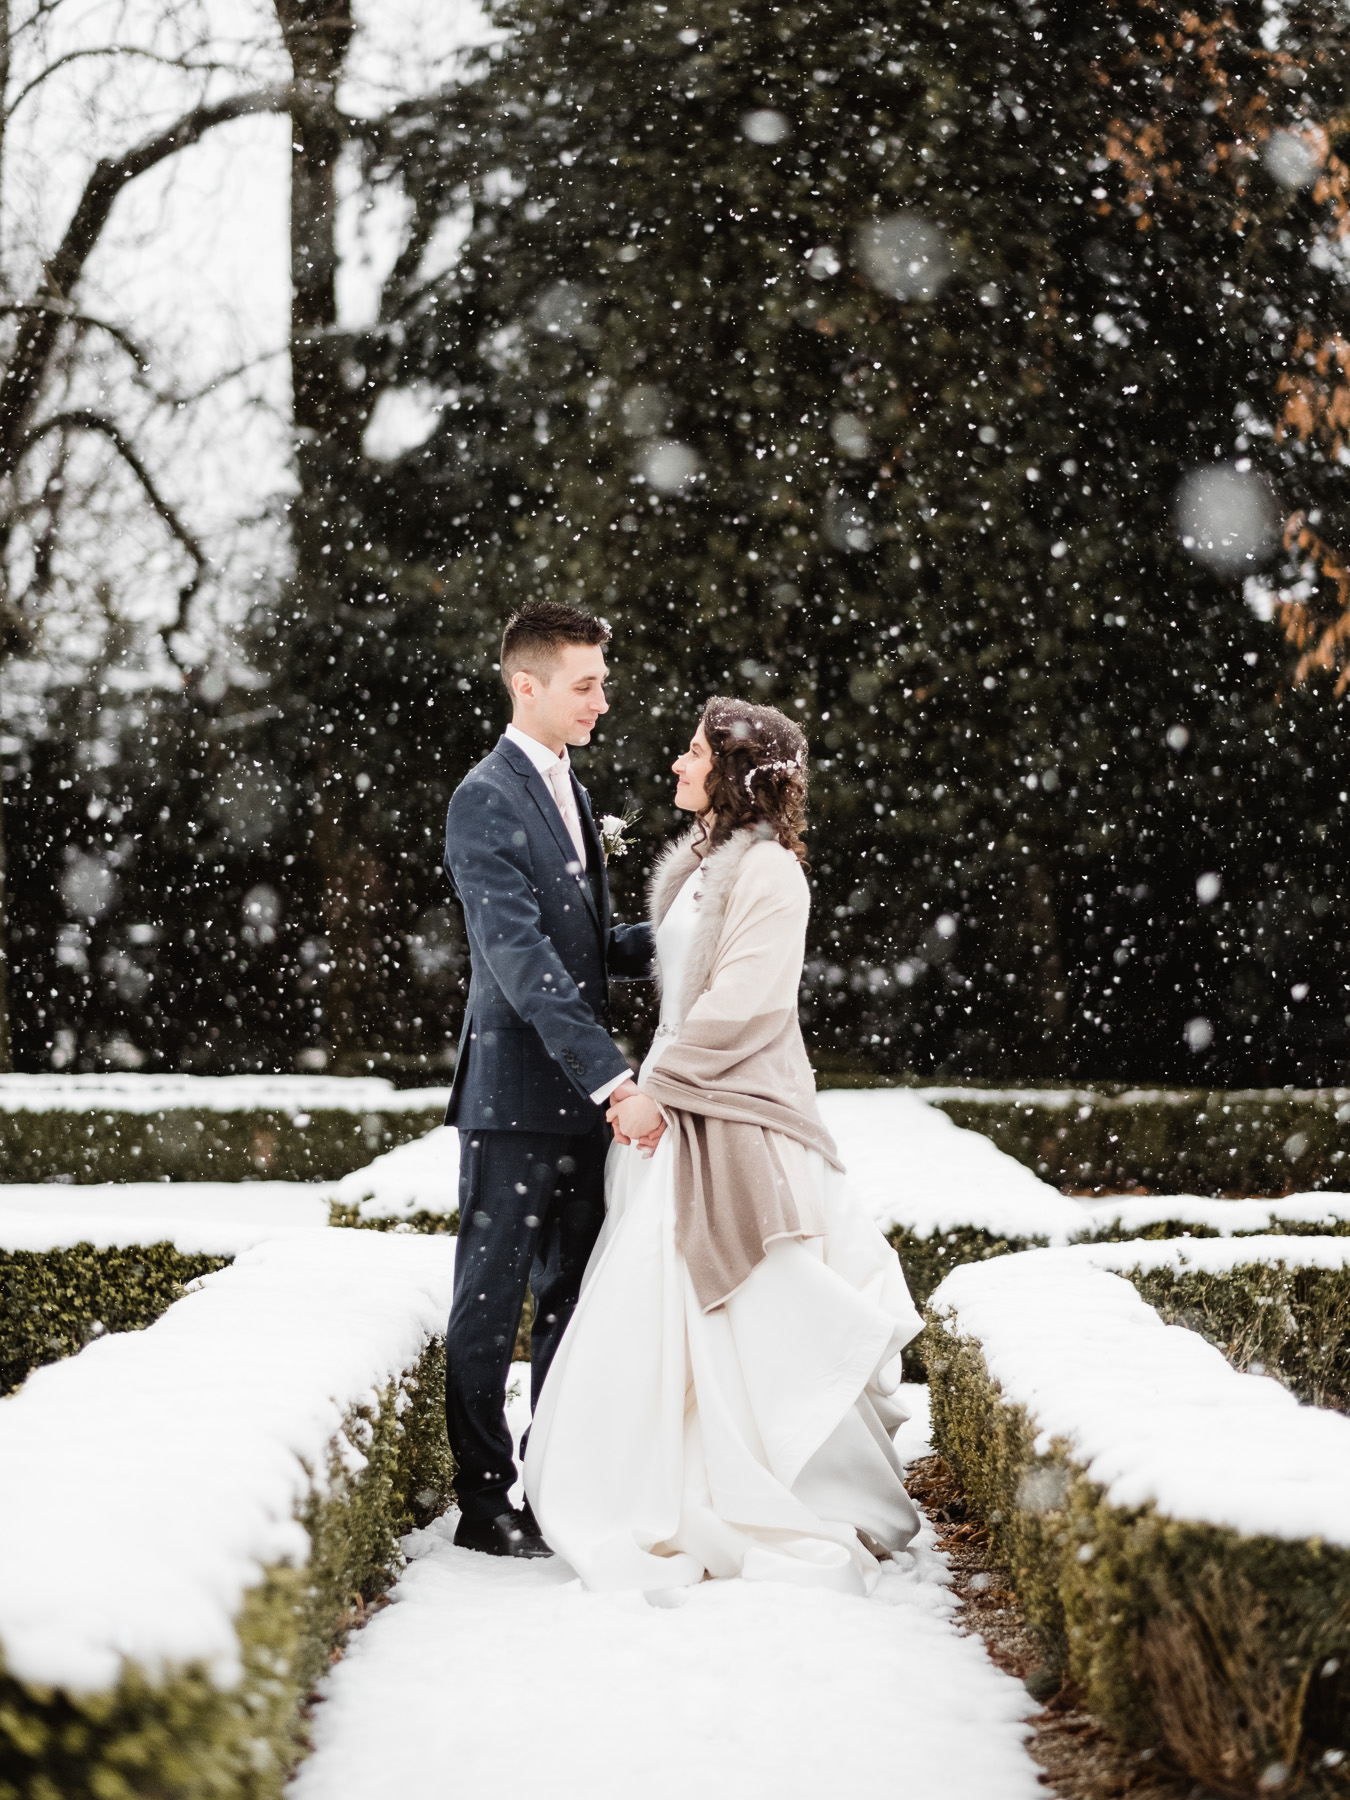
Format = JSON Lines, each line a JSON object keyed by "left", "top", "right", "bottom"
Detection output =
{"left": 524, "top": 846, "right": 924, "bottom": 1594}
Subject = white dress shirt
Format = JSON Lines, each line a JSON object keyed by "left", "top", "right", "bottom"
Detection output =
{"left": 504, "top": 723, "right": 588, "bottom": 867}
{"left": 503, "top": 723, "right": 629, "bottom": 1108}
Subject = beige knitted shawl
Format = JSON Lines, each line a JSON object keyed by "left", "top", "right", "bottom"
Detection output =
{"left": 642, "top": 826, "right": 843, "bottom": 1312}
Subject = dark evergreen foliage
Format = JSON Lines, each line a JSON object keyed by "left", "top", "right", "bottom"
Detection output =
{"left": 7, "top": 0, "right": 1350, "bottom": 1082}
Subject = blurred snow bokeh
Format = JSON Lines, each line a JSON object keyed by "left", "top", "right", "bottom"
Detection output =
{"left": 1175, "top": 463, "right": 1278, "bottom": 572}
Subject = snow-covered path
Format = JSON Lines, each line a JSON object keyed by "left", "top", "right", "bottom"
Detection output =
{"left": 289, "top": 1388, "right": 1041, "bottom": 1800}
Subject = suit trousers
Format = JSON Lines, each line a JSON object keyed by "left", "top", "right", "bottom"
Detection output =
{"left": 445, "top": 1121, "right": 609, "bottom": 1521}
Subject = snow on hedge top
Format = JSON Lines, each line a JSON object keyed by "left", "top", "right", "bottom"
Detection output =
{"left": 929, "top": 1243, "right": 1350, "bottom": 1545}
{"left": 917, "top": 1085, "right": 1350, "bottom": 1107}
{"left": 0, "top": 1230, "right": 456, "bottom": 1692}
{"left": 1074, "top": 1192, "right": 1350, "bottom": 1238}
{"left": 817, "top": 1088, "right": 1083, "bottom": 1241}
{"left": 0, "top": 1073, "right": 450, "bottom": 1114}
{"left": 0, "top": 1182, "right": 331, "bottom": 1254}
{"left": 333, "top": 1126, "right": 459, "bottom": 1219}
{"left": 1073, "top": 1232, "right": 1350, "bottom": 1278}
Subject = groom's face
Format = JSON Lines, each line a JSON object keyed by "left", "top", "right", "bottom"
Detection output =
{"left": 520, "top": 643, "right": 610, "bottom": 751}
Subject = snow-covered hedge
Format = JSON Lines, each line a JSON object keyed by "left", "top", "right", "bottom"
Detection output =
{"left": 327, "top": 1126, "right": 460, "bottom": 1233}
{"left": 0, "top": 1074, "right": 449, "bottom": 1184}
{"left": 1, "top": 1242, "right": 227, "bottom": 1396}
{"left": 0, "top": 1231, "right": 455, "bottom": 1800}
{"left": 0, "top": 1186, "right": 331, "bottom": 1394}
{"left": 925, "top": 1239, "right": 1350, "bottom": 1793}
{"left": 816, "top": 1090, "right": 1350, "bottom": 1310}
{"left": 922, "top": 1083, "right": 1350, "bottom": 1195}
{"left": 1084, "top": 1236, "right": 1350, "bottom": 1413}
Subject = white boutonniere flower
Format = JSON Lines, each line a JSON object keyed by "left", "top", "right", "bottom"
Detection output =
{"left": 599, "top": 808, "right": 639, "bottom": 863}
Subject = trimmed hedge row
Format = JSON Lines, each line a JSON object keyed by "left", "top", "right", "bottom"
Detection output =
{"left": 0, "top": 1243, "right": 230, "bottom": 1396}
{"left": 1129, "top": 1259, "right": 1350, "bottom": 1414}
{"left": 19, "top": 1082, "right": 1350, "bottom": 1191}
{"left": 924, "top": 1086, "right": 1350, "bottom": 1195}
{"left": 925, "top": 1255, "right": 1350, "bottom": 1795}
{"left": 886, "top": 1211, "right": 1350, "bottom": 1315}
{"left": 327, "top": 1199, "right": 457, "bottom": 1236}
{"left": 0, "top": 1339, "right": 449, "bottom": 1800}
{"left": 0, "top": 1104, "right": 444, "bottom": 1184}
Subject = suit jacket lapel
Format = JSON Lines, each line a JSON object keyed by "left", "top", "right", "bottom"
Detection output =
{"left": 496, "top": 738, "right": 601, "bottom": 926}
{"left": 572, "top": 778, "right": 609, "bottom": 930}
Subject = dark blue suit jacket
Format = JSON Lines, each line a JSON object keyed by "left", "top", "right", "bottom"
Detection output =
{"left": 442, "top": 735, "right": 654, "bottom": 1133}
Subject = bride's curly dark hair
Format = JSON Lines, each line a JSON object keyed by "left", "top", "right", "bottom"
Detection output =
{"left": 694, "top": 696, "right": 810, "bottom": 867}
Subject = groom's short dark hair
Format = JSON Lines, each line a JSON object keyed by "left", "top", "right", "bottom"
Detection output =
{"left": 500, "top": 601, "right": 610, "bottom": 689}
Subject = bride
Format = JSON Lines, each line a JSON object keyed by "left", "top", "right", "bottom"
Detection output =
{"left": 523, "top": 696, "right": 923, "bottom": 1593}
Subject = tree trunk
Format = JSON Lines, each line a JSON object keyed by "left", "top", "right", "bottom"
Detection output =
{"left": 0, "top": 0, "right": 13, "bottom": 1070}
{"left": 273, "top": 2, "right": 372, "bottom": 1066}
{"left": 0, "top": 758, "right": 12, "bottom": 1073}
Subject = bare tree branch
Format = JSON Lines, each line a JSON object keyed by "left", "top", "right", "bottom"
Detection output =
{"left": 12, "top": 407, "right": 207, "bottom": 652}
{"left": 0, "top": 81, "right": 297, "bottom": 469}
{"left": 0, "top": 299, "right": 152, "bottom": 370}
{"left": 4, "top": 44, "right": 230, "bottom": 119}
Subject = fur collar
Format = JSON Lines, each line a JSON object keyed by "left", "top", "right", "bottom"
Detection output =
{"left": 647, "top": 827, "right": 765, "bottom": 1020}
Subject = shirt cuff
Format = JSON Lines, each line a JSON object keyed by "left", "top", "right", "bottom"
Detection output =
{"left": 590, "top": 1069, "right": 632, "bottom": 1107}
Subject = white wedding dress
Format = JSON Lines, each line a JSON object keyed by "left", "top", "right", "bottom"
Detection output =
{"left": 524, "top": 869, "right": 923, "bottom": 1594}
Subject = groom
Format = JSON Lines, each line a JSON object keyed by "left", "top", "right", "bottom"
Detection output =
{"left": 441, "top": 601, "right": 654, "bottom": 1556}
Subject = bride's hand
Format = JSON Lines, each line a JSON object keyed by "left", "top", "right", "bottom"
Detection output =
{"left": 608, "top": 1090, "right": 663, "bottom": 1147}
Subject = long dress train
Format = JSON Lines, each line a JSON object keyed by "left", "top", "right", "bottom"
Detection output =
{"left": 524, "top": 869, "right": 923, "bottom": 1595}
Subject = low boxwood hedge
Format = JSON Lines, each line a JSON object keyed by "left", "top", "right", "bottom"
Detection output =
{"left": 924, "top": 1253, "right": 1350, "bottom": 1795}
{"left": 1126, "top": 1258, "right": 1350, "bottom": 1414}
{"left": 327, "top": 1200, "right": 458, "bottom": 1235}
{"left": 0, "top": 1104, "right": 444, "bottom": 1185}
{"left": 898, "top": 1218, "right": 1350, "bottom": 1306}
{"left": 0, "top": 1336, "right": 449, "bottom": 1800}
{"left": 0, "top": 1243, "right": 230, "bottom": 1396}
{"left": 923, "top": 1086, "right": 1350, "bottom": 1195}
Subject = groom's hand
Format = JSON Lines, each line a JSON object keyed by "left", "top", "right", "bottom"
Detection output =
{"left": 605, "top": 1078, "right": 641, "bottom": 1144}
{"left": 604, "top": 1072, "right": 640, "bottom": 1144}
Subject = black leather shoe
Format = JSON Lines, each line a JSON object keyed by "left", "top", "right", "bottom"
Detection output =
{"left": 453, "top": 1507, "right": 553, "bottom": 1559}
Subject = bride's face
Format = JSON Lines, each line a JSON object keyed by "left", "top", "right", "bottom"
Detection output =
{"left": 672, "top": 725, "right": 713, "bottom": 814}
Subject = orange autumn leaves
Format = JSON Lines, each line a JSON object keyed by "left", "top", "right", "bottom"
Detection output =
{"left": 1100, "top": 4, "right": 1350, "bottom": 692}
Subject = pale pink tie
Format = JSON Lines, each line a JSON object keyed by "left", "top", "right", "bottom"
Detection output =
{"left": 546, "top": 759, "right": 588, "bottom": 869}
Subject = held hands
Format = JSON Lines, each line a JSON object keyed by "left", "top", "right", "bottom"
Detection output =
{"left": 606, "top": 1080, "right": 666, "bottom": 1156}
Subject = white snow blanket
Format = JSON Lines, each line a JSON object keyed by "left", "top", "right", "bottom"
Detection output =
{"left": 332, "top": 1126, "right": 460, "bottom": 1221}
{"left": 917, "top": 1084, "right": 1350, "bottom": 1107}
{"left": 930, "top": 1240, "right": 1350, "bottom": 1545}
{"left": 1076, "top": 1233, "right": 1350, "bottom": 1279}
{"left": 0, "top": 1072, "right": 450, "bottom": 1114}
{"left": 817, "top": 1088, "right": 1083, "bottom": 1240}
{"left": 289, "top": 1388, "right": 1043, "bottom": 1800}
{"left": 336, "top": 1091, "right": 1080, "bottom": 1235}
{"left": 1074, "top": 1191, "right": 1350, "bottom": 1239}
{"left": 0, "top": 1182, "right": 331, "bottom": 1255}
{"left": 819, "top": 1089, "right": 1350, "bottom": 1243}
{"left": 0, "top": 1231, "right": 456, "bottom": 1692}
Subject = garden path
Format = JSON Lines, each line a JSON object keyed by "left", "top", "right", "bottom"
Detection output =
{"left": 288, "top": 1385, "right": 1042, "bottom": 1800}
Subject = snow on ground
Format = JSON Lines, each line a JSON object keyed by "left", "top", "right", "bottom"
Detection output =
{"left": 0, "top": 1073, "right": 450, "bottom": 1113}
{"left": 818, "top": 1087, "right": 1085, "bottom": 1240}
{"left": 332, "top": 1126, "right": 459, "bottom": 1220}
{"left": 0, "top": 1232, "right": 456, "bottom": 1691}
{"left": 338, "top": 1090, "right": 1071, "bottom": 1234}
{"left": 930, "top": 1244, "right": 1350, "bottom": 1545}
{"left": 290, "top": 1376, "right": 1041, "bottom": 1800}
{"left": 12, "top": 1088, "right": 1348, "bottom": 1255}
{"left": 0, "top": 1182, "right": 331, "bottom": 1254}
